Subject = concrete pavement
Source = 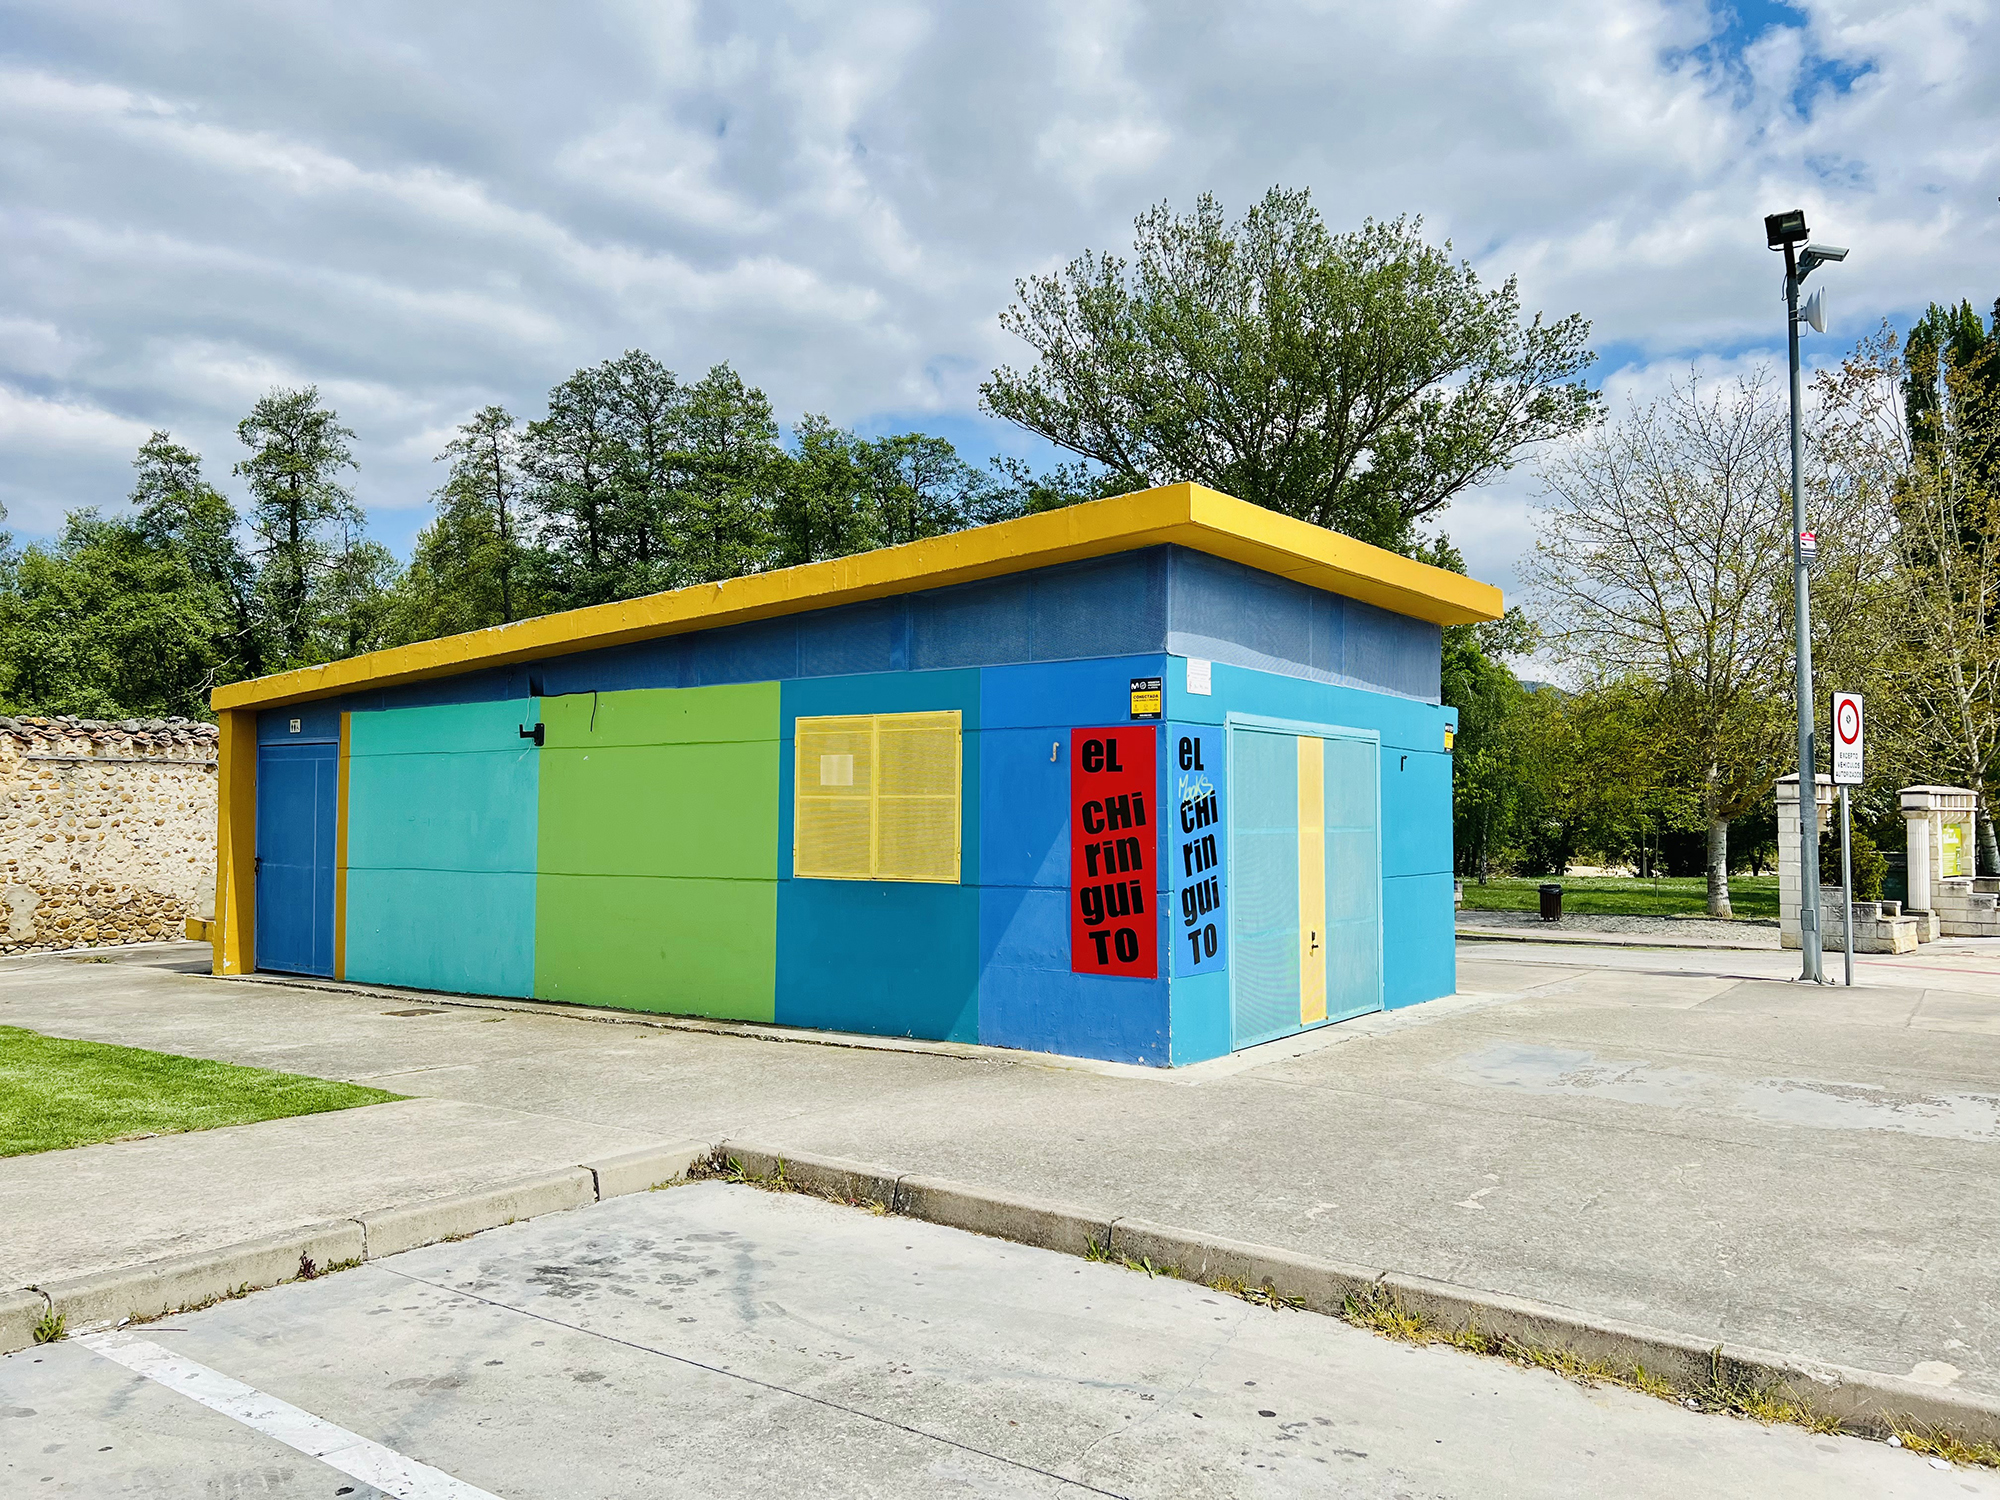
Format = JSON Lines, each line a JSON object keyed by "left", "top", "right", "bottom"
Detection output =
{"left": 6, "top": 1181, "right": 1988, "bottom": 1498}
{"left": 6, "top": 938, "right": 2000, "bottom": 1410}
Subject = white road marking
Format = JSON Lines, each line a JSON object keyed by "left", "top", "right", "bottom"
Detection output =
{"left": 79, "top": 1330, "right": 506, "bottom": 1500}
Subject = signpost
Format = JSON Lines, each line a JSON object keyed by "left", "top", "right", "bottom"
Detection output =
{"left": 1831, "top": 693, "right": 1864, "bottom": 986}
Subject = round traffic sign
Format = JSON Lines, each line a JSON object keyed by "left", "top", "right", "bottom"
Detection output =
{"left": 1836, "top": 697, "right": 1861, "bottom": 744}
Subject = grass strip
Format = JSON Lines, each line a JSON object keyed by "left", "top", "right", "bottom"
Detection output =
{"left": 0, "top": 1025, "right": 402, "bottom": 1157}
{"left": 1458, "top": 874, "right": 1780, "bottom": 920}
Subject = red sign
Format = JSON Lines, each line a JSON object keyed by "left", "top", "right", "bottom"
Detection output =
{"left": 1071, "top": 726, "right": 1158, "bottom": 977}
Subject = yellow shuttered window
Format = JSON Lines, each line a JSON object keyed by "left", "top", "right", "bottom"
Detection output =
{"left": 795, "top": 710, "right": 961, "bottom": 883}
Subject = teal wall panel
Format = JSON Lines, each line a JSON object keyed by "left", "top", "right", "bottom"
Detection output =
{"left": 344, "top": 698, "right": 539, "bottom": 998}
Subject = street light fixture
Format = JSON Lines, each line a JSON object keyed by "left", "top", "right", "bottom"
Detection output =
{"left": 1765, "top": 209, "right": 1848, "bottom": 984}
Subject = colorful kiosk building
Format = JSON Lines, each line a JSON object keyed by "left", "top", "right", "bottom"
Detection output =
{"left": 208, "top": 483, "right": 1500, "bottom": 1066}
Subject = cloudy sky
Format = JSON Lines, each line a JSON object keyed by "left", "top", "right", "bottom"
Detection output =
{"left": 1, "top": 0, "right": 1995, "bottom": 601}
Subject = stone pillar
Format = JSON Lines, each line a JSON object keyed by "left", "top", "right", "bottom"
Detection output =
{"left": 1777, "top": 773, "right": 1833, "bottom": 951}
{"left": 1904, "top": 793, "right": 1935, "bottom": 916}
{"left": 1901, "top": 786, "right": 1982, "bottom": 940}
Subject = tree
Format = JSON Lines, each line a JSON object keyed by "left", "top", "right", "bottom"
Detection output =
{"left": 670, "top": 363, "right": 781, "bottom": 586}
{"left": 1529, "top": 374, "right": 1799, "bottom": 916}
{"left": 1825, "top": 323, "right": 2000, "bottom": 867}
{"left": 129, "top": 431, "right": 260, "bottom": 679}
{"left": 526, "top": 362, "right": 625, "bottom": 607}
{"left": 771, "top": 415, "right": 871, "bottom": 567}
{"left": 0, "top": 510, "right": 234, "bottom": 718}
{"left": 396, "top": 406, "right": 536, "bottom": 642}
{"left": 235, "top": 387, "right": 362, "bottom": 668}
{"left": 981, "top": 187, "right": 1598, "bottom": 553}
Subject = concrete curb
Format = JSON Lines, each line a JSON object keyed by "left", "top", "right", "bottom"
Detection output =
{"left": 1, "top": 1287, "right": 50, "bottom": 1351}
{"left": 1455, "top": 925, "right": 1777, "bottom": 952}
{"left": 583, "top": 1142, "right": 710, "bottom": 1201}
{"left": 713, "top": 1142, "right": 2000, "bottom": 1446}
{"left": 2, "top": 1140, "right": 710, "bottom": 1355}
{"left": 356, "top": 1169, "right": 595, "bottom": 1260}
{"left": 34, "top": 1219, "right": 364, "bottom": 1333}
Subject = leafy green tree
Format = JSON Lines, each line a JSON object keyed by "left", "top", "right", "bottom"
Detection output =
{"left": 234, "top": 387, "right": 363, "bottom": 668}
{"left": 771, "top": 415, "right": 872, "bottom": 567}
{"left": 982, "top": 187, "right": 1598, "bottom": 553}
{"left": 1441, "top": 609, "right": 1537, "bottom": 882}
{"left": 526, "top": 362, "right": 625, "bottom": 607}
{"left": 394, "top": 406, "right": 537, "bottom": 642}
{"left": 0, "top": 510, "right": 234, "bottom": 718}
{"left": 856, "top": 433, "right": 998, "bottom": 547}
{"left": 312, "top": 531, "right": 401, "bottom": 661}
{"left": 671, "top": 364, "right": 781, "bottom": 585}
{"left": 129, "top": 431, "right": 261, "bottom": 679}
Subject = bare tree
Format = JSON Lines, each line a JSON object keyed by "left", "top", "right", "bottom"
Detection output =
{"left": 1528, "top": 374, "right": 1801, "bottom": 917}
{"left": 1821, "top": 326, "right": 2000, "bottom": 866}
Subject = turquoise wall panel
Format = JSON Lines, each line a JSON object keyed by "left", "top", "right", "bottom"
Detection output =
{"left": 346, "top": 870, "right": 536, "bottom": 998}
{"left": 344, "top": 698, "right": 539, "bottom": 998}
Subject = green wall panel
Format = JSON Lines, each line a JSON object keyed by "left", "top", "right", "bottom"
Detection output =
{"left": 542, "top": 681, "right": 776, "bottom": 748}
{"left": 535, "top": 682, "right": 779, "bottom": 1019}
{"left": 540, "top": 741, "right": 779, "bottom": 879}
{"left": 535, "top": 876, "right": 776, "bottom": 1018}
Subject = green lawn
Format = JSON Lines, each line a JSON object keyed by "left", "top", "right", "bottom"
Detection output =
{"left": 0, "top": 1026, "right": 402, "bottom": 1157}
{"left": 1457, "top": 874, "right": 1779, "bottom": 921}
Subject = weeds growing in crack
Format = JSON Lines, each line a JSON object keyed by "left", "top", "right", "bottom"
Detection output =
{"left": 1890, "top": 1422, "right": 2000, "bottom": 1468}
{"left": 687, "top": 1148, "right": 888, "bottom": 1215}
{"left": 32, "top": 1308, "right": 65, "bottom": 1344}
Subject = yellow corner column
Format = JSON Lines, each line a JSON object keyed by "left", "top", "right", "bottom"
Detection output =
{"left": 334, "top": 712, "right": 350, "bottom": 979}
{"left": 1297, "top": 736, "right": 1327, "bottom": 1025}
{"left": 212, "top": 709, "right": 258, "bottom": 975}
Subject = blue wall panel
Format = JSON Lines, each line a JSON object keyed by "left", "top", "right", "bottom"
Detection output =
{"left": 1380, "top": 745, "right": 1454, "bottom": 879}
{"left": 344, "top": 698, "right": 539, "bottom": 999}
{"left": 1165, "top": 549, "right": 1442, "bottom": 703}
{"left": 775, "top": 670, "right": 982, "bottom": 1042}
{"left": 1384, "top": 872, "right": 1456, "bottom": 1007}
{"left": 973, "top": 659, "right": 1174, "bottom": 1065}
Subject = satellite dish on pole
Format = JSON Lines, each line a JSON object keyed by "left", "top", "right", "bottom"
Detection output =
{"left": 1805, "top": 286, "right": 1827, "bottom": 334}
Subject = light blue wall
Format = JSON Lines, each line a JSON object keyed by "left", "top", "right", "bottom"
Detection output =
{"left": 1166, "top": 657, "right": 1458, "bottom": 1022}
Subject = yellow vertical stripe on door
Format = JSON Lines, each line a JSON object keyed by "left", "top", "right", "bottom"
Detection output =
{"left": 1297, "top": 735, "right": 1326, "bottom": 1024}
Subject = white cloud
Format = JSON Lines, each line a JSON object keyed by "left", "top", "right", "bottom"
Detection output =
{"left": 0, "top": 0, "right": 1992, "bottom": 580}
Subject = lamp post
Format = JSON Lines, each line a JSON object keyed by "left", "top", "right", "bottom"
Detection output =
{"left": 1765, "top": 210, "right": 1848, "bottom": 984}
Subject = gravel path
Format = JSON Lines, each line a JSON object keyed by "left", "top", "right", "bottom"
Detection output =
{"left": 1455, "top": 907, "right": 1782, "bottom": 948}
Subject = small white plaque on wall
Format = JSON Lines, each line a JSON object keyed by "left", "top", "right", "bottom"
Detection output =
{"left": 1185, "top": 658, "right": 1212, "bottom": 696}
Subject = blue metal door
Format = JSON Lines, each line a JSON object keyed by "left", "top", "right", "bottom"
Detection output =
{"left": 1229, "top": 723, "right": 1382, "bottom": 1049}
{"left": 1229, "top": 727, "right": 1300, "bottom": 1048}
{"left": 1323, "top": 734, "right": 1383, "bottom": 1023}
{"left": 256, "top": 741, "right": 338, "bottom": 976}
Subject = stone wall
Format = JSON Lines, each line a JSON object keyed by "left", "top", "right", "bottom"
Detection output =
{"left": 0, "top": 716, "right": 219, "bottom": 954}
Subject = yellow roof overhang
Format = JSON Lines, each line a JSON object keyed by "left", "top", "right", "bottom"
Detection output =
{"left": 212, "top": 481, "right": 1504, "bottom": 712}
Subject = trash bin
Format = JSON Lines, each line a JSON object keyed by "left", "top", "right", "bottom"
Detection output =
{"left": 1538, "top": 883, "right": 1563, "bottom": 922}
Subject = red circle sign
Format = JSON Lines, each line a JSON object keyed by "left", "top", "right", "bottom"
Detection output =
{"left": 1836, "top": 698, "right": 1861, "bottom": 744}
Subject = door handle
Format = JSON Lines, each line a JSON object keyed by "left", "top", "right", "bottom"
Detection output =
{"left": 1309, "top": 929, "right": 1320, "bottom": 953}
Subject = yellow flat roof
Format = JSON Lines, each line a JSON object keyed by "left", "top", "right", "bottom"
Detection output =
{"left": 212, "top": 481, "right": 1504, "bottom": 711}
